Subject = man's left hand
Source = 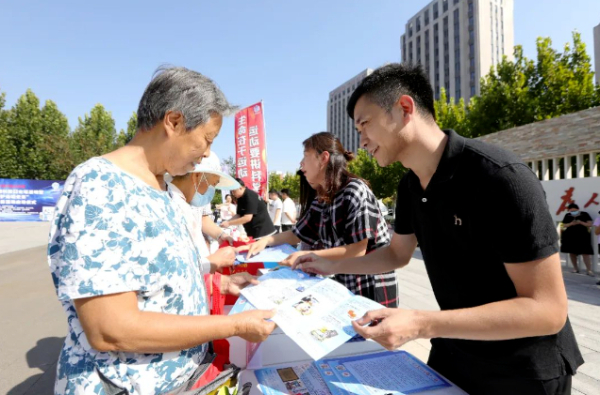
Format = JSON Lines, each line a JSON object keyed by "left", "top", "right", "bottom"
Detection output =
{"left": 352, "top": 308, "right": 426, "bottom": 350}
{"left": 221, "top": 273, "right": 259, "bottom": 296}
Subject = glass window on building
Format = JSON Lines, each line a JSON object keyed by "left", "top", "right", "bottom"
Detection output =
{"left": 443, "top": 0, "right": 448, "bottom": 12}
{"left": 424, "top": 9, "right": 430, "bottom": 25}
{"left": 433, "top": 2, "right": 439, "bottom": 19}
{"left": 416, "top": 16, "right": 421, "bottom": 32}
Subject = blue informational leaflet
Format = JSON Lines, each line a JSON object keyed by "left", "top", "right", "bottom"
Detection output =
{"left": 235, "top": 243, "right": 299, "bottom": 264}
{"left": 255, "top": 351, "right": 450, "bottom": 395}
{"left": 315, "top": 351, "right": 451, "bottom": 395}
{"left": 255, "top": 362, "right": 331, "bottom": 395}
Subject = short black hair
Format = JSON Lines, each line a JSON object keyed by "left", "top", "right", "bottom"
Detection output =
{"left": 347, "top": 63, "right": 435, "bottom": 122}
{"left": 568, "top": 203, "right": 579, "bottom": 210}
{"left": 281, "top": 188, "right": 290, "bottom": 196}
{"left": 269, "top": 189, "right": 281, "bottom": 198}
{"left": 234, "top": 177, "right": 245, "bottom": 187}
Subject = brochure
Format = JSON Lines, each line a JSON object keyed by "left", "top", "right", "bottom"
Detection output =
{"left": 235, "top": 243, "right": 299, "bottom": 264}
{"left": 239, "top": 268, "right": 383, "bottom": 360}
{"left": 255, "top": 351, "right": 451, "bottom": 395}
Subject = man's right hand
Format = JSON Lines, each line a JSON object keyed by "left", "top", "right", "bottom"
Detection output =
{"left": 291, "top": 253, "right": 337, "bottom": 275}
{"left": 233, "top": 309, "right": 277, "bottom": 342}
{"left": 208, "top": 246, "right": 236, "bottom": 270}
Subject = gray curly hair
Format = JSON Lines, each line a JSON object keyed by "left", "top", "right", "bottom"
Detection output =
{"left": 137, "top": 66, "right": 238, "bottom": 132}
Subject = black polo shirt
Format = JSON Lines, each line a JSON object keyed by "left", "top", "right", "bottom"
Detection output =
{"left": 236, "top": 187, "right": 275, "bottom": 238}
{"left": 394, "top": 130, "right": 583, "bottom": 380}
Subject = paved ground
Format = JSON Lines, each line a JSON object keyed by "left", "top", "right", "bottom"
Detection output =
{"left": 0, "top": 223, "right": 599, "bottom": 394}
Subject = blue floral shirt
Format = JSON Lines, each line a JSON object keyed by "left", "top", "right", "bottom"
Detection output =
{"left": 48, "top": 157, "right": 209, "bottom": 395}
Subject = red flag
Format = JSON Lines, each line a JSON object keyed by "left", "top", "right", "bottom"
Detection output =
{"left": 234, "top": 102, "right": 268, "bottom": 199}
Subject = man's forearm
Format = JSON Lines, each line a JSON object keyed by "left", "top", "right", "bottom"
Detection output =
{"left": 419, "top": 296, "right": 567, "bottom": 341}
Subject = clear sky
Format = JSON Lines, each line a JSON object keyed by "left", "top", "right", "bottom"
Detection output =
{"left": 1, "top": 0, "right": 598, "bottom": 174}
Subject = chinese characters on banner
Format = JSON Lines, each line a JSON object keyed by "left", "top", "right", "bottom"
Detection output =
{"left": 235, "top": 102, "right": 268, "bottom": 199}
{"left": 541, "top": 178, "right": 600, "bottom": 222}
{"left": 0, "top": 179, "right": 65, "bottom": 222}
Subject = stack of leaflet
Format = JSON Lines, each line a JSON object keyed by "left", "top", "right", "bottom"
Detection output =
{"left": 234, "top": 244, "right": 299, "bottom": 267}
{"left": 254, "top": 351, "right": 451, "bottom": 395}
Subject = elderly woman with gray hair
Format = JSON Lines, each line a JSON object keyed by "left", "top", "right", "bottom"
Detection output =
{"left": 48, "top": 67, "right": 276, "bottom": 395}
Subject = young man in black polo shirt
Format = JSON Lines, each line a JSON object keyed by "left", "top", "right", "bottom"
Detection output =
{"left": 294, "top": 63, "right": 583, "bottom": 395}
{"left": 221, "top": 178, "right": 275, "bottom": 239}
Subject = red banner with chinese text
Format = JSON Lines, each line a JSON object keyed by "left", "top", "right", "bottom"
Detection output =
{"left": 234, "top": 102, "right": 268, "bottom": 199}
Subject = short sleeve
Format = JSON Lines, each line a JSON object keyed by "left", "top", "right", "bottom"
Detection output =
{"left": 244, "top": 192, "right": 259, "bottom": 215}
{"left": 593, "top": 217, "right": 600, "bottom": 227}
{"left": 293, "top": 202, "right": 320, "bottom": 245}
{"left": 580, "top": 212, "right": 592, "bottom": 222}
{"left": 200, "top": 203, "right": 212, "bottom": 216}
{"left": 341, "top": 180, "right": 381, "bottom": 245}
{"left": 394, "top": 175, "right": 414, "bottom": 235}
{"left": 488, "top": 164, "right": 559, "bottom": 263}
{"left": 562, "top": 213, "right": 574, "bottom": 224}
{"left": 48, "top": 166, "right": 143, "bottom": 301}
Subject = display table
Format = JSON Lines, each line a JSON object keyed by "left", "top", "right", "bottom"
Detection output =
{"left": 225, "top": 307, "right": 467, "bottom": 395}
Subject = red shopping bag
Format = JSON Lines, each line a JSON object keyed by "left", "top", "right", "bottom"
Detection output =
{"left": 219, "top": 239, "right": 265, "bottom": 305}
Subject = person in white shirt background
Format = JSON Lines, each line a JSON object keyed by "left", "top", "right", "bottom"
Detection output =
{"left": 216, "top": 194, "right": 236, "bottom": 222}
{"left": 280, "top": 188, "right": 297, "bottom": 232}
{"left": 168, "top": 151, "right": 240, "bottom": 273}
{"left": 268, "top": 189, "right": 283, "bottom": 233}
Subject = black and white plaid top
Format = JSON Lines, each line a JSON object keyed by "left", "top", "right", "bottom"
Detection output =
{"left": 293, "top": 178, "right": 398, "bottom": 307}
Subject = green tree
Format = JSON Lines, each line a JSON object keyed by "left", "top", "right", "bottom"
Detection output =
{"left": 532, "top": 32, "right": 597, "bottom": 118}
{"left": 281, "top": 172, "right": 300, "bottom": 199}
{"left": 38, "top": 100, "right": 73, "bottom": 179}
{"left": 0, "top": 89, "right": 19, "bottom": 178}
{"left": 70, "top": 104, "right": 117, "bottom": 165}
{"left": 116, "top": 112, "right": 138, "bottom": 147}
{"left": 348, "top": 149, "right": 406, "bottom": 199}
{"left": 434, "top": 88, "right": 468, "bottom": 136}
{"left": 466, "top": 45, "right": 536, "bottom": 137}
{"left": 6, "top": 89, "right": 44, "bottom": 178}
{"left": 222, "top": 156, "right": 236, "bottom": 177}
{"left": 268, "top": 172, "right": 284, "bottom": 193}
{"left": 467, "top": 32, "right": 598, "bottom": 137}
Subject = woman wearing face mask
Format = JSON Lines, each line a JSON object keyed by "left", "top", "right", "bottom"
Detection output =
{"left": 561, "top": 203, "right": 595, "bottom": 276}
{"left": 168, "top": 151, "right": 240, "bottom": 273}
{"left": 243, "top": 132, "right": 398, "bottom": 307}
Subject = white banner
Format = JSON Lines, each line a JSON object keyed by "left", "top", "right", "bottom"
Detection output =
{"left": 541, "top": 178, "right": 600, "bottom": 223}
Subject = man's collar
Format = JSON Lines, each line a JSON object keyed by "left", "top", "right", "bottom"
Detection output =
{"left": 408, "top": 129, "right": 466, "bottom": 192}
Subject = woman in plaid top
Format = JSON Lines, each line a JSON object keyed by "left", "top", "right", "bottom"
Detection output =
{"left": 245, "top": 132, "right": 398, "bottom": 307}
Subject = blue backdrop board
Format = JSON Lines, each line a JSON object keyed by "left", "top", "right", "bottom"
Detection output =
{"left": 0, "top": 179, "right": 65, "bottom": 222}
